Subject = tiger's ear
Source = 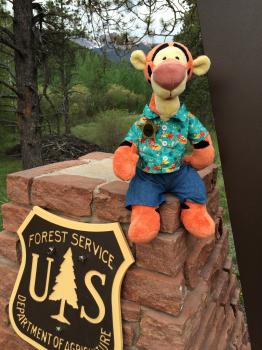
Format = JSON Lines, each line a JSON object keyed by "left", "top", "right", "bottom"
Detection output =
{"left": 192, "top": 55, "right": 211, "bottom": 76}
{"left": 130, "top": 50, "right": 147, "bottom": 70}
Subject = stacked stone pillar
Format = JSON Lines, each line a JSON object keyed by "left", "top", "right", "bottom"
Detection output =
{"left": 0, "top": 152, "right": 250, "bottom": 349}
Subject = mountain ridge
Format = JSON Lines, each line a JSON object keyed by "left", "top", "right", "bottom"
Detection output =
{"left": 72, "top": 37, "right": 154, "bottom": 62}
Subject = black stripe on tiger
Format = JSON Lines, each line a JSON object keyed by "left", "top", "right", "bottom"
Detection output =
{"left": 152, "top": 43, "right": 169, "bottom": 61}
{"left": 148, "top": 65, "right": 152, "bottom": 77}
{"left": 173, "top": 43, "right": 190, "bottom": 62}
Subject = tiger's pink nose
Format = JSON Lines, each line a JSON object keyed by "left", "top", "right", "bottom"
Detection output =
{"left": 153, "top": 61, "right": 187, "bottom": 91}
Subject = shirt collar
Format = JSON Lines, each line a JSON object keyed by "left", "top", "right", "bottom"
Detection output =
{"left": 142, "top": 103, "right": 188, "bottom": 122}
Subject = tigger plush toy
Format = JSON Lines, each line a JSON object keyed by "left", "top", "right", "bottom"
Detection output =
{"left": 113, "top": 41, "right": 215, "bottom": 243}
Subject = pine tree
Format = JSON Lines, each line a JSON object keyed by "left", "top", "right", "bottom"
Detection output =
{"left": 49, "top": 247, "right": 78, "bottom": 325}
{"left": 0, "top": 0, "right": 44, "bottom": 169}
{"left": 41, "top": 0, "right": 85, "bottom": 135}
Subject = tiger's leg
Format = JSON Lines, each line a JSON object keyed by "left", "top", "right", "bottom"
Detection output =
{"left": 125, "top": 168, "right": 165, "bottom": 244}
{"left": 128, "top": 205, "right": 160, "bottom": 244}
{"left": 170, "top": 164, "right": 215, "bottom": 238}
{"left": 181, "top": 202, "right": 215, "bottom": 238}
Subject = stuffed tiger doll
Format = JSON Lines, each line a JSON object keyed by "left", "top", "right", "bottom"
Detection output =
{"left": 113, "top": 41, "right": 215, "bottom": 244}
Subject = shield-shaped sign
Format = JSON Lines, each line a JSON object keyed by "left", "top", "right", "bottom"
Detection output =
{"left": 9, "top": 206, "right": 134, "bottom": 350}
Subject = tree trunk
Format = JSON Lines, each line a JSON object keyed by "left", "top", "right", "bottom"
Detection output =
{"left": 13, "top": 0, "right": 42, "bottom": 169}
{"left": 61, "top": 67, "right": 71, "bottom": 135}
{"left": 56, "top": 114, "right": 61, "bottom": 136}
{"left": 63, "top": 90, "right": 70, "bottom": 135}
{"left": 59, "top": 0, "right": 71, "bottom": 136}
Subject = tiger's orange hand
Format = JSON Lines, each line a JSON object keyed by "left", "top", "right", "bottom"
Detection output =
{"left": 113, "top": 143, "right": 139, "bottom": 181}
{"left": 183, "top": 135, "right": 215, "bottom": 170}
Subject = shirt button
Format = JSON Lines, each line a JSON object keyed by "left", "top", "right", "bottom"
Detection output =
{"left": 163, "top": 156, "right": 168, "bottom": 161}
{"left": 162, "top": 141, "right": 168, "bottom": 146}
{"left": 162, "top": 125, "right": 167, "bottom": 131}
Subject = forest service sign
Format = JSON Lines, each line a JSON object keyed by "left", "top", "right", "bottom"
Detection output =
{"left": 9, "top": 206, "right": 134, "bottom": 350}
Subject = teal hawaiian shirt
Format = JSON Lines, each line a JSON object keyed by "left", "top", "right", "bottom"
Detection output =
{"left": 125, "top": 104, "right": 209, "bottom": 174}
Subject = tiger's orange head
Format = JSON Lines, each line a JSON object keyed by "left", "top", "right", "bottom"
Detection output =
{"left": 130, "top": 41, "right": 211, "bottom": 100}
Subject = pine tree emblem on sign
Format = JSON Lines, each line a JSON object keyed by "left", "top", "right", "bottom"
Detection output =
{"left": 9, "top": 206, "right": 134, "bottom": 350}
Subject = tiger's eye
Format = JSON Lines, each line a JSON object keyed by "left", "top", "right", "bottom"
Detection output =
{"left": 162, "top": 56, "right": 167, "bottom": 60}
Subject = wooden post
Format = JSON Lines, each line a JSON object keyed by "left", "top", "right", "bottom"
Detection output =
{"left": 197, "top": 1, "right": 262, "bottom": 348}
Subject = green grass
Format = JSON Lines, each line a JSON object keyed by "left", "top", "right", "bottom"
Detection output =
{"left": 211, "top": 128, "right": 231, "bottom": 221}
{"left": 72, "top": 109, "right": 135, "bottom": 152}
{"left": 0, "top": 128, "right": 22, "bottom": 230}
{"left": 0, "top": 155, "right": 22, "bottom": 230}
{"left": 210, "top": 128, "right": 239, "bottom": 279}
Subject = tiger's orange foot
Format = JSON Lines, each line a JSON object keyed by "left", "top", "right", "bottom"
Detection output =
{"left": 128, "top": 205, "right": 160, "bottom": 244}
{"left": 181, "top": 201, "right": 215, "bottom": 238}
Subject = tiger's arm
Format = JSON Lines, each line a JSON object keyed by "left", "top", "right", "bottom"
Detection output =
{"left": 113, "top": 141, "right": 139, "bottom": 181}
{"left": 183, "top": 134, "right": 215, "bottom": 170}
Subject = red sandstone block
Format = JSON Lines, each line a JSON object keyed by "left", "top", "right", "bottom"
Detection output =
{"left": 121, "top": 300, "right": 141, "bottom": 322}
{"left": 7, "top": 160, "right": 84, "bottom": 205}
{"left": 123, "top": 323, "right": 135, "bottom": 347}
{"left": 212, "top": 270, "right": 230, "bottom": 303}
{"left": 95, "top": 181, "right": 130, "bottom": 223}
{"left": 2, "top": 203, "right": 31, "bottom": 233}
{"left": 221, "top": 274, "right": 238, "bottom": 306}
{"left": 177, "top": 280, "right": 209, "bottom": 348}
{"left": 223, "top": 256, "right": 233, "bottom": 272}
{"left": 79, "top": 152, "right": 113, "bottom": 161}
{"left": 202, "top": 305, "right": 225, "bottom": 349}
{"left": 0, "top": 326, "right": 35, "bottom": 349}
{"left": 198, "top": 164, "right": 218, "bottom": 193}
{"left": 229, "top": 310, "right": 245, "bottom": 350}
{"left": 216, "top": 307, "right": 235, "bottom": 350}
{"left": 241, "top": 343, "right": 251, "bottom": 350}
{"left": 0, "top": 231, "right": 18, "bottom": 263}
{"left": 215, "top": 207, "right": 224, "bottom": 240}
{"left": 137, "top": 310, "right": 185, "bottom": 350}
{"left": 207, "top": 187, "right": 219, "bottom": 218}
{"left": 231, "top": 287, "right": 241, "bottom": 306}
{"left": 215, "top": 214, "right": 223, "bottom": 241}
{"left": 242, "top": 322, "right": 250, "bottom": 345}
{"left": 201, "top": 228, "right": 229, "bottom": 283}
{"left": 159, "top": 195, "right": 181, "bottom": 233}
{"left": 191, "top": 301, "right": 217, "bottom": 350}
{"left": 185, "top": 234, "right": 215, "bottom": 289}
{"left": 136, "top": 280, "right": 209, "bottom": 350}
{"left": 122, "top": 267, "right": 185, "bottom": 316}
{"left": 0, "top": 297, "right": 9, "bottom": 328}
{"left": 0, "top": 327, "right": 23, "bottom": 350}
{"left": 31, "top": 175, "right": 103, "bottom": 217}
{"left": 0, "top": 260, "right": 18, "bottom": 299}
{"left": 136, "top": 228, "right": 188, "bottom": 277}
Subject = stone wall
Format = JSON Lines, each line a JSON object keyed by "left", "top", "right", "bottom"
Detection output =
{"left": 0, "top": 152, "right": 251, "bottom": 350}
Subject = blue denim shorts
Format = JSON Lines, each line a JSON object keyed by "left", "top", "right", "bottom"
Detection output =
{"left": 125, "top": 164, "right": 207, "bottom": 209}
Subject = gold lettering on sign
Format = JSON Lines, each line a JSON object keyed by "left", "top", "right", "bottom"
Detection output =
{"left": 29, "top": 231, "right": 69, "bottom": 247}
{"left": 80, "top": 271, "right": 106, "bottom": 324}
{"left": 29, "top": 254, "right": 54, "bottom": 302}
{"left": 71, "top": 234, "right": 115, "bottom": 271}
{"left": 49, "top": 248, "right": 78, "bottom": 325}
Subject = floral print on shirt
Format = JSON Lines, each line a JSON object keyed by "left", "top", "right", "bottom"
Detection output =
{"left": 125, "top": 104, "right": 209, "bottom": 174}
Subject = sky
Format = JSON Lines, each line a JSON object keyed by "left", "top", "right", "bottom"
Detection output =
{"left": 5, "top": 0, "right": 184, "bottom": 43}
{"left": 125, "top": 2, "right": 185, "bottom": 43}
